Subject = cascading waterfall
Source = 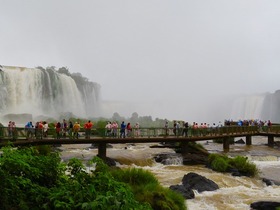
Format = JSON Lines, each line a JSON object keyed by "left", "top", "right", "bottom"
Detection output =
{"left": 230, "top": 90, "right": 280, "bottom": 122}
{"left": 230, "top": 94, "right": 266, "bottom": 120}
{"left": 0, "top": 65, "right": 100, "bottom": 120}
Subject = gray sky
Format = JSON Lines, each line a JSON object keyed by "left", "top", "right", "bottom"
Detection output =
{"left": 1, "top": 0, "right": 280, "bottom": 122}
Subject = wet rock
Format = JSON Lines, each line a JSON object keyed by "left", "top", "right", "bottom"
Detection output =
{"left": 250, "top": 201, "right": 280, "bottom": 210}
{"left": 169, "top": 185, "right": 195, "bottom": 199}
{"left": 182, "top": 172, "right": 219, "bottom": 193}
{"left": 262, "top": 178, "right": 280, "bottom": 186}
{"left": 182, "top": 153, "right": 208, "bottom": 165}
{"left": 235, "top": 138, "right": 245, "bottom": 144}
{"left": 154, "top": 153, "right": 182, "bottom": 165}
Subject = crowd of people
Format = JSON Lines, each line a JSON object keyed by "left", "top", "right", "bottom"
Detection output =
{"left": 2, "top": 118, "right": 274, "bottom": 140}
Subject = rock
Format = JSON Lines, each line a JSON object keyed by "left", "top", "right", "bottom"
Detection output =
{"left": 182, "top": 153, "right": 208, "bottom": 165}
{"left": 154, "top": 153, "right": 182, "bottom": 165}
{"left": 169, "top": 185, "right": 195, "bottom": 199}
{"left": 182, "top": 172, "right": 219, "bottom": 193}
{"left": 235, "top": 138, "right": 245, "bottom": 144}
{"left": 262, "top": 178, "right": 280, "bottom": 186}
{"left": 250, "top": 201, "right": 280, "bottom": 210}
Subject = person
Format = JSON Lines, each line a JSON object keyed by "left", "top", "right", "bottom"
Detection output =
{"left": 120, "top": 121, "right": 126, "bottom": 138}
{"left": 111, "top": 121, "right": 118, "bottom": 137}
{"left": 37, "top": 121, "right": 44, "bottom": 139}
{"left": 134, "top": 122, "right": 140, "bottom": 137}
{"left": 8, "top": 121, "right": 13, "bottom": 139}
{"left": 176, "top": 121, "right": 180, "bottom": 136}
{"left": 11, "top": 121, "right": 17, "bottom": 140}
{"left": 68, "top": 121, "right": 73, "bottom": 138}
{"left": 126, "top": 122, "right": 132, "bottom": 137}
{"left": 55, "top": 121, "right": 61, "bottom": 139}
{"left": 61, "top": 119, "right": 68, "bottom": 138}
{"left": 25, "top": 121, "right": 34, "bottom": 139}
{"left": 105, "top": 121, "right": 112, "bottom": 136}
{"left": 182, "top": 121, "right": 189, "bottom": 137}
{"left": 164, "top": 121, "right": 169, "bottom": 136}
{"left": 43, "top": 121, "right": 48, "bottom": 138}
{"left": 73, "top": 122, "right": 80, "bottom": 139}
{"left": 84, "top": 120, "right": 93, "bottom": 139}
{"left": 173, "top": 121, "right": 177, "bottom": 136}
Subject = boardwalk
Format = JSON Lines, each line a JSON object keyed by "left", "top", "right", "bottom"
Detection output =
{"left": 1, "top": 125, "right": 279, "bottom": 160}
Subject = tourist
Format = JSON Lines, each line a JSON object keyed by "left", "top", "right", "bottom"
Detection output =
{"left": 173, "top": 121, "right": 177, "bottom": 136}
{"left": 120, "top": 121, "right": 126, "bottom": 138}
{"left": 164, "top": 120, "right": 169, "bottom": 136}
{"left": 55, "top": 121, "right": 61, "bottom": 139}
{"left": 25, "top": 121, "right": 34, "bottom": 139}
{"left": 134, "top": 122, "right": 140, "bottom": 137}
{"left": 84, "top": 120, "right": 93, "bottom": 139}
{"left": 68, "top": 121, "right": 73, "bottom": 138}
{"left": 8, "top": 121, "right": 13, "bottom": 139}
{"left": 73, "top": 122, "right": 80, "bottom": 139}
{"left": 61, "top": 119, "right": 68, "bottom": 138}
{"left": 37, "top": 121, "right": 44, "bottom": 139}
{"left": 11, "top": 121, "right": 17, "bottom": 140}
{"left": 105, "top": 121, "right": 112, "bottom": 136}
{"left": 182, "top": 121, "right": 189, "bottom": 137}
{"left": 111, "top": 121, "right": 118, "bottom": 137}
{"left": 43, "top": 121, "right": 48, "bottom": 138}
{"left": 126, "top": 122, "right": 132, "bottom": 137}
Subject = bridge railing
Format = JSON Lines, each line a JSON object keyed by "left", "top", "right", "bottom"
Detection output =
{"left": 0, "top": 125, "right": 277, "bottom": 141}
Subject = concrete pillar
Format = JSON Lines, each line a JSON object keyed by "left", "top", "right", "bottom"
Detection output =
{"left": 268, "top": 136, "right": 274, "bottom": 147}
{"left": 223, "top": 138, "right": 230, "bottom": 152}
{"left": 98, "top": 142, "right": 107, "bottom": 160}
{"left": 246, "top": 136, "right": 252, "bottom": 145}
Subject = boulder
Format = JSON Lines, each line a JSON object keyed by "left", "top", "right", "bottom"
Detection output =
{"left": 262, "top": 178, "right": 280, "bottom": 186}
{"left": 169, "top": 185, "right": 195, "bottom": 199}
{"left": 182, "top": 172, "right": 219, "bottom": 193}
{"left": 182, "top": 153, "right": 208, "bottom": 165}
{"left": 235, "top": 138, "right": 245, "bottom": 144}
{"left": 250, "top": 201, "right": 280, "bottom": 210}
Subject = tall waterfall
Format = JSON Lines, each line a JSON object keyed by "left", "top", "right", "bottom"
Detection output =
{"left": 0, "top": 65, "right": 100, "bottom": 120}
{"left": 230, "top": 91, "right": 280, "bottom": 122}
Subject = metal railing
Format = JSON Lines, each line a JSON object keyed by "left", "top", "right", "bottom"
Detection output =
{"left": 0, "top": 125, "right": 278, "bottom": 141}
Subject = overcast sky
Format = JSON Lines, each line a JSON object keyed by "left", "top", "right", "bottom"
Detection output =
{"left": 1, "top": 1, "right": 280, "bottom": 122}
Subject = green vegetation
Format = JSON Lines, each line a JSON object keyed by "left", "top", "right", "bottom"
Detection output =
{"left": 110, "top": 168, "right": 186, "bottom": 210}
{"left": 0, "top": 146, "right": 186, "bottom": 210}
{"left": 208, "top": 154, "right": 259, "bottom": 177}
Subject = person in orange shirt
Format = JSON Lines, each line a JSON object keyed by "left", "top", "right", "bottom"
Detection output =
{"left": 73, "top": 122, "right": 80, "bottom": 139}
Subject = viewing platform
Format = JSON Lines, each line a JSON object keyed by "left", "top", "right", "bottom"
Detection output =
{"left": 0, "top": 125, "right": 279, "bottom": 160}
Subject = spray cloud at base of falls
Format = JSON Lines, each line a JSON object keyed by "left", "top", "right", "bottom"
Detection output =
{"left": 0, "top": 65, "right": 101, "bottom": 122}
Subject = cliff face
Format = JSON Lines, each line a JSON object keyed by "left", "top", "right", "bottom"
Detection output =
{"left": 0, "top": 65, "right": 101, "bottom": 120}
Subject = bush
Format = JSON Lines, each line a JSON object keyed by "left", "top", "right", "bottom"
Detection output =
{"left": 111, "top": 167, "right": 186, "bottom": 210}
{"left": 208, "top": 154, "right": 258, "bottom": 177}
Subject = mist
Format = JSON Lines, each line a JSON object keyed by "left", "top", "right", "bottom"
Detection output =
{"left": 1, "top": 1, "right": 280, "bottom": 123}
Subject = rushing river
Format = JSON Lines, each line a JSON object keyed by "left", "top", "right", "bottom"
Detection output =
{"left": 59, "top": 136, "right": 280, "bottom": 210}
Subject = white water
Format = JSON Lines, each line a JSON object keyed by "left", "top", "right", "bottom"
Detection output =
{"left": 0, "top": 66, "right": 100, "bottom": 119}
{"left": 59, "top": 138, "right": 280, "bottom": 210}
{"left": 230, "top": 94, "right": 266, "bottom": 121}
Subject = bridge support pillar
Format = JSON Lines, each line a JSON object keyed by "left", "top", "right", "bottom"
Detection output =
{"left": 223, "top": 138, "right": 230, "bottom": 152}
{"left": 268, "top": 136, "right": 274, "bottom": 147}
{"left": 98, "top": 143, "right": 107, "bottom": 160}
{"left": 180, "top": 142, "right": 189, "bottom": 154}
{"left": 246, "top": 136, "right": 252, "bottom": 145}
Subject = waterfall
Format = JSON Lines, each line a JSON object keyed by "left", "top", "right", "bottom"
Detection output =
{"left": 230, "top": 94, "right": 266, "bottom": 120}
{"left": 0, "top": 65, "right": 100, "bottom": 120}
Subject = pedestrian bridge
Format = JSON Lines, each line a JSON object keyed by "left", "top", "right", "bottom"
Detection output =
{"left": 0, "top": 126, "right": 279, "bottom": 160}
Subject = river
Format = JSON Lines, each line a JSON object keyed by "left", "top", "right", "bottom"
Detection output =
{"left": 59, "top": 136, "right": 280, "bottom": 210}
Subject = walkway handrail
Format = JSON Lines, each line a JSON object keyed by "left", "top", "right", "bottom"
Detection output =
{"left": 0, "top": 125, "right": 277, "bottom": 141}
